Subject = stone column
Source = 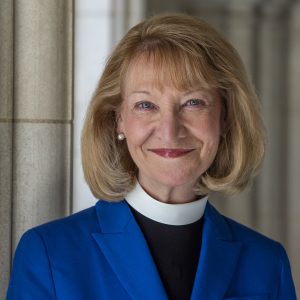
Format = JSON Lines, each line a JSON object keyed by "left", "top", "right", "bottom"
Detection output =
{"left": 0, "top": 0, "right": 14, "bottom": 296}
{"left": 111, "top": 0, "right": 145, "bottom": 46}
{"left": 256, "top": 3, "right": 290, "bottom": 243}
{"left": 287, "top": 0, "right": 300, "bottom": 294}
{"left": 12, "top": 0, "right": 73, "bottom": 243}
{"left": 0, "top": 1, "right": 74, "bottom": 298}
{"left": 220, "top": 0, "right": 259, "bottom": 228}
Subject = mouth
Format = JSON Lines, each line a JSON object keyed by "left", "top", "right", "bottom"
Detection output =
{"left": 148, "top": 148, "right": 195, "bottom": 158}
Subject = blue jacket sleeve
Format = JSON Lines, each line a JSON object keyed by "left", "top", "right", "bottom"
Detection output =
{"left": 6, "top": 229, "right": 56, "bottom": 300}
{"left": 277, "top": 243, "right": 297, "bottom": 300}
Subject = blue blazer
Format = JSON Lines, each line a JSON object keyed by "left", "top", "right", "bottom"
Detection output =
{"left": 7, "top": 201, "right": 296, "bottom": 300}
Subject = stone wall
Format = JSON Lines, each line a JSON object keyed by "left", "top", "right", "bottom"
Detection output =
{"left": 0, "top": 1, "right": 73, "bottom": 297}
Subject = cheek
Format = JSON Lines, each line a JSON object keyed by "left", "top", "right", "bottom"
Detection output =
{"left": 193, "top": 116, "right": 221, "bottom": 142}
{"left": 207, "top": 121, "right": 222, "bottom": 142}
{"left": 118, "top": 108, "right": 137, "bottom": 137}
{"left": 204, "top": 124, "right": 221, "bottom": 153}
{"left": 122, "top": 116, "right": 152, "bottom": 149}
{"left": 205, "top": 123, "right": 222, "bottom": 159}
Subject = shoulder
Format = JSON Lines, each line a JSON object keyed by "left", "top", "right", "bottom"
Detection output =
{"left": 225, "top": 215, "right": 279, "bottom": 245}
{"left": 17, "top": 203, "right": 102, "bottom": 255}
{"left": 226, "top": 214, "right": 288, "bottom": 261}
{"left": 206, "top": 202, "right": 287, "bottom": 261}
{"left": 211, "top": 206, "right": 296, "bottom": 297}
{"left": 18, "top": 200, "right": 129, "bottom": 251}
{"left": 35, "top": 204, "right": 98, "bottom": 236}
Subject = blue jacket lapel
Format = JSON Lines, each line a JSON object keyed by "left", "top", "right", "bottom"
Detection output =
{"left": 191, "top": 202, "right": 242, "bottom": 299}
{"left": 92, "top": 200, "right": 242, "bottom": 300}
{"left": 92, "top": 201, "right": 168, "bottom": 300}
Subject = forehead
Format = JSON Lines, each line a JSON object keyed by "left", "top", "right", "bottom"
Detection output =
{"left": 122, "top": 53, "right": 215, "bottom": 95}
{"left": 124, "top": 59, "right": 163, "bottom": 93}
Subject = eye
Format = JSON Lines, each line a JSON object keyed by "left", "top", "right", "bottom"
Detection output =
{"left": 134, "top": 101, "right": 156, "bottom": 111}
{"left": 183, "top": 98, "right": 207, "bottom": 108}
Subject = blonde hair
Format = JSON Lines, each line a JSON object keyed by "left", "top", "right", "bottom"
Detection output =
{"left": 81, "top": 13, "right": 265, "bottom": 200}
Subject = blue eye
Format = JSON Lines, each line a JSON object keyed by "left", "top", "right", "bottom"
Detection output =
{"left": 184, "top": 99, "right": 206, "bottom": 107}
{"left": 135, "top": 101, "right": 156, "bottom": 110}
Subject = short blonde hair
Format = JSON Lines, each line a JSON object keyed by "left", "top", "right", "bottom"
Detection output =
{"left": 81, "top": 13, "right": 265, "bottom": 200}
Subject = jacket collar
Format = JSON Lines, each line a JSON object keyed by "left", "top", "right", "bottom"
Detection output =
{"left": 92, "top": 200, "right": 168, "bottom": 300}
{"left": 190, "top": 202, "right": 242, "bottom": 299}
{"left": 92, "top": 200, "right": 242, "bottom": 300}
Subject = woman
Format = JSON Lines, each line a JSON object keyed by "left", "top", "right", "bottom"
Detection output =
{"left": 7, "top": 14, "right": 296, "bottom": 300}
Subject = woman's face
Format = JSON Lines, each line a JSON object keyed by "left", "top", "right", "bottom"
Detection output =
{"left": 118, "top": 61, "right": 223, "bottom": 196}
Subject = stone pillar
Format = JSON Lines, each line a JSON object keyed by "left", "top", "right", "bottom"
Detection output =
{"left": 0, "top": 0, "right": 14, "bottom": 296}
{"left": 0, "top": 1, "right": 74, "bottom": 298}
{"left": 256, "top": 3, "right": 290, "bottom": 243}
{"left": 220, "top": 1, "right": 259, "bottom": 228}
{"left": 111, "top": 0, "right": 145, "bottom": 46}
{"left": 287, "top": 0, "right": 300, "bottom": 294}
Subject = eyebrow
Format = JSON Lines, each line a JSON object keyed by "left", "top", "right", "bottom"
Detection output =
{"left": 131, "top": 89, "right": 205, "bottom": 94}
{"left": 129, "top": 88, "right": 211, "bottom": 98}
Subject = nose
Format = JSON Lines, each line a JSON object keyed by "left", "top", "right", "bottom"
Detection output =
{"left": 156, "top": 110, "right": 186, "bottom": 142}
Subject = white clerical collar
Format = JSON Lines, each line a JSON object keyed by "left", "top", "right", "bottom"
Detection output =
{"left": 125, "top": 182, "right": 208, "bottom": 226}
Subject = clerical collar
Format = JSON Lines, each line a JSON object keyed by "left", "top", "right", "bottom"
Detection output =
{"left": 125, "top": 182, "right": 208, "bottom": 226}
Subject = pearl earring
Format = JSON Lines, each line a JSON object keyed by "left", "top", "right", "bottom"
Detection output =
{"left": 117, "top": 133, "right": 125, "bottom": 141}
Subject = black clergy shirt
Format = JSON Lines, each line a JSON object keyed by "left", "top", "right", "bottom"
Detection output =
{"left": 129, "top": 206, "right": 203, "bottom": 300}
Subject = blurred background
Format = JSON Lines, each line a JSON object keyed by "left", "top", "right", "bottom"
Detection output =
{"left": 1, "top": 0, "right": 299, "bottom": 298}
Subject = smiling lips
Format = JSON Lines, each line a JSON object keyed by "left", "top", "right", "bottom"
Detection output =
{"left": 148, "top": 148, "right": 195, "bottom": 158}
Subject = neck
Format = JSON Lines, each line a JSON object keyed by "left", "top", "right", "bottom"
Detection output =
{"left": 138, "top": 175, "right": 198, "bottom": 204}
